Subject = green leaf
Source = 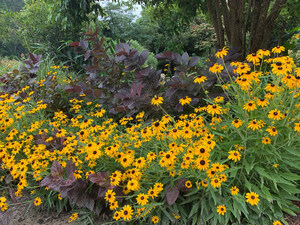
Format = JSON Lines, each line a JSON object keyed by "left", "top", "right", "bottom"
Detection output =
{"left": 189, "top": 201, "right": 200, "bottom": 218}
{"left": 261, "top": 186, "right": 273, "bottom": 202}
{"left": 254, "top": 166, "right": 273, "bottom": 181}
{"left": 283, "top": 146, "right": 300, "bottom": 157}
{"left": 158, "top": 206, "right": 175, "bottom": 223}
{"left": 280, "top": 172, "right": 300, "bottom": 181}
{"left": 278, "top": 183, "right": 300, "bottom": 194}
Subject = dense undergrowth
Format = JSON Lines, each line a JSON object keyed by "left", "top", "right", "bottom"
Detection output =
{"left": 0, "top": 42, "right": 300, "bottom": 225}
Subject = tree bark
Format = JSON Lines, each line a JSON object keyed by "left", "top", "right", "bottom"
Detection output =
{"left": 214, "top": 0, "right": 225, "bottom": 47}
{"left": 206, "top": 0, "right": 223, "bottom": 49}
{"left": 228, "top": 0, "right": 245, "bottom": 52}
{"left": 242, "top": 0, "right": 253, "bottom": 58}
{"left": 248, "top": 0, "right": 286, "bottom": 53}
{"left": 220, "top": 0, "right": 231, "bottom": 44}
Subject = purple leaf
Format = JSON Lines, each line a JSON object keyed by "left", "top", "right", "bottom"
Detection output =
{"left": 136, "top": 67, "right": 150, "bottom": 79}
{"left": 188, "top": 56, "right": 200, "bottom": 68}
{"left": 66, "top": 160, "right": 76, "bottom": 178}
{"left": 84, "top": 50, "right": 91, "bottom": 61}
{"left": 181, "top": 52, "right": 189, "bottom": 65}
{"left": 165, "top": 184, "right": 179, "bottom": 206}
{"left": 51, "top": 161, "right": 63, "bottom": 177}
{"left": 79, "top": 40, "right": 89, "bottom": 50}
{"left": 88, "top": 171, "right": 110, "bottom": 187}
{"left": 175, "top": 178, "right": 189, "bottom": 192}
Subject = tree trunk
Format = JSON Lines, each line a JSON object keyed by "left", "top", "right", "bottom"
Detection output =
{"left": 206, "top": 0, "right": 224, "bottom": 49}
{"left": 248, "top": 0, "right": 286, "bottom": 53}
{"left": 228, "top": 0, "right": 245, "bottom": 50}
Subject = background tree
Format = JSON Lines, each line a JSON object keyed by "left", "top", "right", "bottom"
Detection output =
{"left": 134, "top": 0, "right": 299, "bottom": 58}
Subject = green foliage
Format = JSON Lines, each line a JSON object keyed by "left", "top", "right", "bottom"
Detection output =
{"left": 129, "top": 40, "right": 158, "bottom": 68}
{"left": 0, "top": 0, "right": 24, "bottom": 11}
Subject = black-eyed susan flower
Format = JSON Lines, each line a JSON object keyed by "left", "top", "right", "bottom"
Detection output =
{"left": 194, "top": 75, "right": 207, "bottom": 84}
{"left": 262, "top": 137, "right": 271, "bottom": 145}
{"left": 127, "top": 179, "right": 140, "bottom": 191}
{"left": 179, "top": 96, "right": 192, "bottom": 106}
{"left": 216, "top": 205, "right": 226, "bottom": 215}
{"left": 273, "top": 221, "right": 282, "bottom": 225}
{"left": 232, "top": 119, "right": 242, "bottom": 128}
{"left": 294, "top": 122, "right": 300, "bottom": 132}
{"left": 121, "top": 205, "right": 133, "bottom": 221}
{"left": 136, "top": 193, "right": 149, "bottom": 206}
{"left": 105, "top": 189, "right": 116, "bottom": 203}
{"left": 257, "top": 49, "right": 271, "bottom": 57}
{"left": 243, "top": 101, "right": 257, "bottom": 112}
{"left": 215, "top": 47, "right": 228, "bottom": 58}
{"left": 228, "top": 150, "right": 241, "bottom": 162}
{"left": 210, "top": 177, "right": 221, "bottom": 188}
{"left": 257, "top": 98, "right": 269, "bottom": 107}
{"left": 268, "top": 109, "right": 284, "bottom": 120}
{"left": 185, "top": 180, "right": 192, "bottom": 188}
{"left": 152, "top": 215, "right": 160, "bottom": 224}
{"left": 246, "top": 53, "right": 261, "bottom": 64}
{"left": 245, "top": 192, "right": 260, "bottom": 205}
{"left": 266, "top": 126, "right": 278, "bottom": 136}
{"left": 113, "top": 211, "right": 121, "bottom": 221}
{"left": 109, "top": 201, "right": 119, "bottom": 210}
{"left": 206, "top": 104, "right": 223, "bottom": 116}
{"left": 151, "top": 95, "right": 163, "bottom": 106}
{"left": 230, "top": 186, "right": 239, "bottom": 195}
{"left": 153, "top": 183, "right": 164, "bottom": 193}
{"left": 196, "top": 158, "right": 210, "bottom": 171}
{"left": 272, "top": 45, "right": 285, "bottom": 54}
{"left": 248, "top": 119, "right": 264, "bottom": 131}
{"left": 209, "top": 63, "right": 224, "bottom": 74}
{"left": 148, "top": 187, "right": 159, "bottom": 199}
{"left": 68, "top": 213, "right": 78, "bottom": 222}
{"left": 34, "top": 197, "right": 42, "bottom": 206}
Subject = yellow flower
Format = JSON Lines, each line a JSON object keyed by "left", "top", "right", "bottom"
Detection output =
{"left": 68, "top": 213, "right": 78, "bottom": 223}
{"left": 246, "top": 53, "right": 261, "bottom": 64}
{"left": 228, "top": 150, "right": 241, "bottom": 162}
{"left": 215, "top": 47, "right": 229, "bottom": 58}
{"left": 262, "top": 137, "right": 271, "bottom": 145}
{"left": 179, "top": 96, "right": 192, "bottom": 106}
{"left": 34, "top": 197, "right": 42, "bottom": 206}
{"left": 230, "top": 186, "right": 239, "bottom": 195}
{"left": 185, "top": 180, "right": 192, "bottom": 188}
{"left": 113, "top": 211, "right": 121, "bottom": 221}
{"left": 273, "top": 221, "right": 282, "bottom": 225}
{"left": 243, "top": 100, "right": 257, "bottom": 112}
{"left": 105, "top": 189, "right": 116, "bottom": 203}
{"left": 209, "top": 63, "right": 224, "bottom": 74}
{"left": 216, "top": 205, "right": 226, "bottom": 215}
{"left": 152, "top": 215, "right": 160, "bottom": 224}
{"left": 151, "top": 95, "right": 163, "bottom": 106}
{"left": 194, "top": 75, "right": 207, "bottom": 84}
{"left": 210, "top": 177, "right": 221, "bottom": 188}
{"left": 109, "top": 201, "right": 119, "bottom": 210}
{"left": 232, "top": 119, "right": 242, "bottom": 128}
{"left": 136, "top": 193, "right": 149, "bottom": 206}
{"left": 245, "top": 192, "right": 260, "bottom": 205}
{"left": 121, "top": 205, "right": 133, "bottom": 221}
{"left": 272, "top": 45, "right": 285, "bottom": 54}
